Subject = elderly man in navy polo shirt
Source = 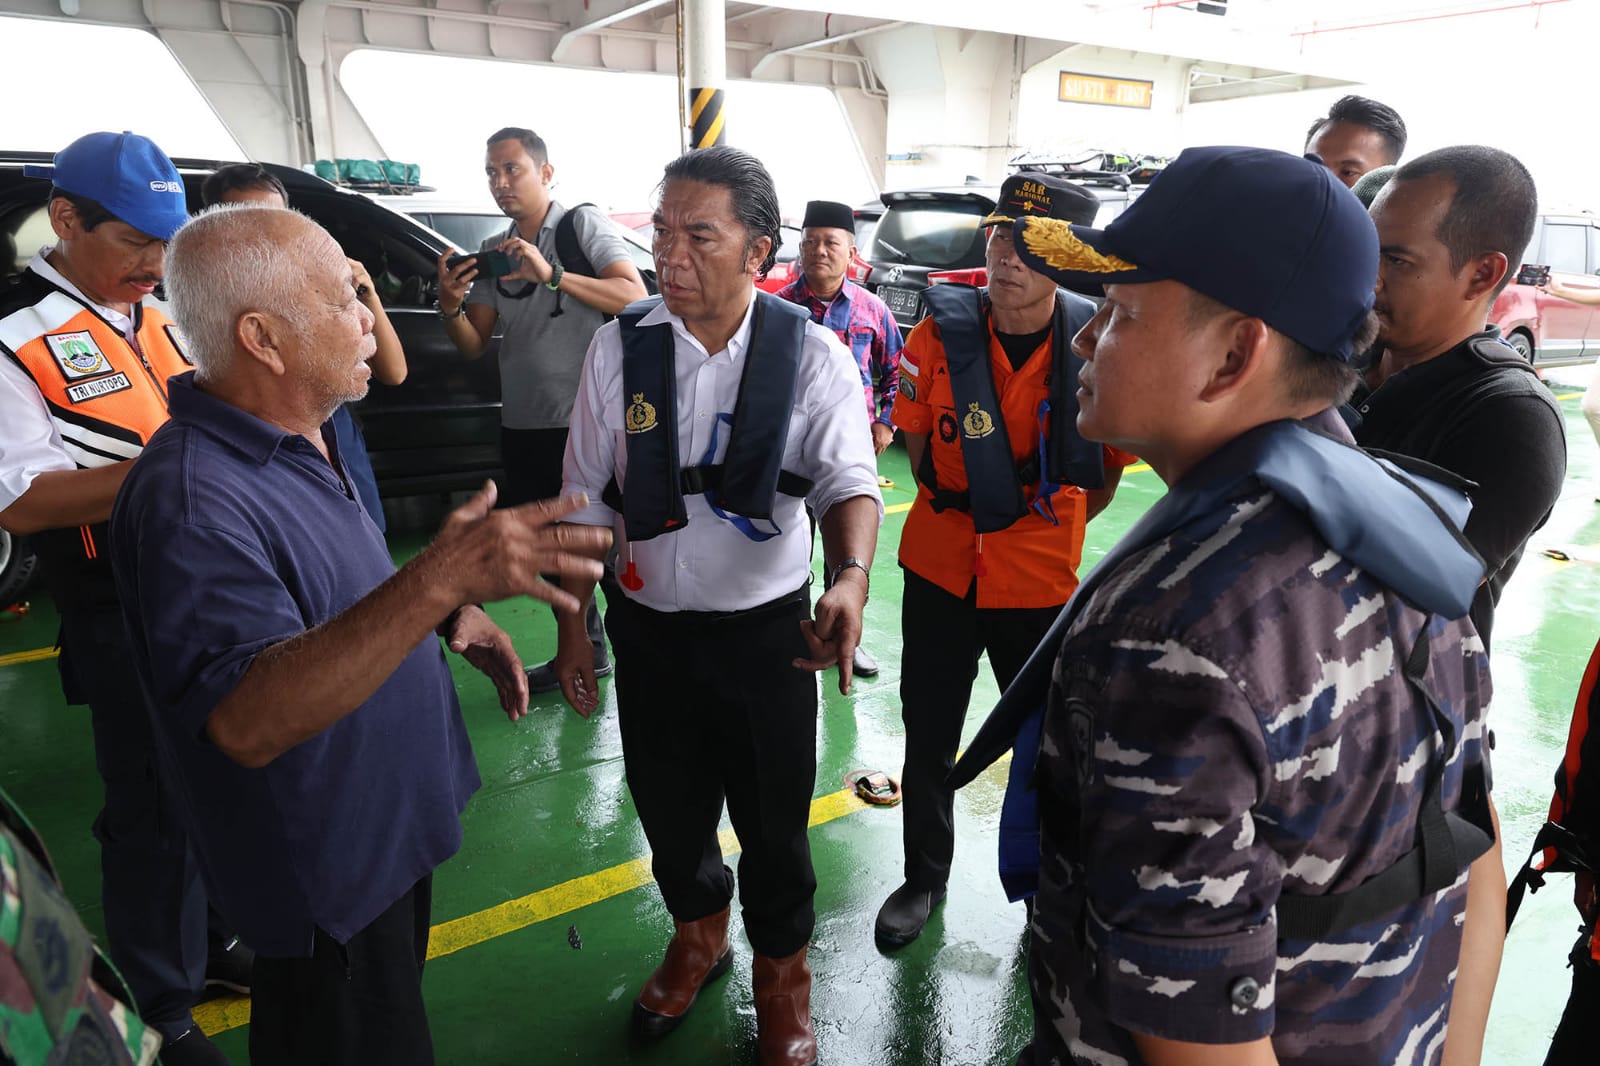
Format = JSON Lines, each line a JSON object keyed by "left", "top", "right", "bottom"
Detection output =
{"left": 110, "top": 204, "right": 610, "bottom": 1066}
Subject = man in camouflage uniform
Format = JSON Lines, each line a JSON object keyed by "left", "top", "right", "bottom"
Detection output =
{"left": 951, "top": 147, "right": 1495, "bottom": 1064}
{"left": 2, "top": 785, "right": 161, "bottom": 1066}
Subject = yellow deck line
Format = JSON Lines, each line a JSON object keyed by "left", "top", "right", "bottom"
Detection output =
{"left": 1555, "top": 391, "right": 1583, "bottom": 401}
{"left": 0, "top": 646, "right": 57, "bottom": 668}
{"left": 195, "top": 758, "right": 1010, "bottom": 1035}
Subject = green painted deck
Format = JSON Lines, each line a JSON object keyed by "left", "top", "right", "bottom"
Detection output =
{"left": 3, "top": 373, "right": 1598, "bottom": 1065}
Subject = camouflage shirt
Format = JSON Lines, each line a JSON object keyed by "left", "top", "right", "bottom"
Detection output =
{"left": 1023, "top": 486, "right": 1491, "bottom": 1065}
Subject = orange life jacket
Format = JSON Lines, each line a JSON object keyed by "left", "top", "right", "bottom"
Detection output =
{"left": 0, "top": 269, "right": 189, "bottom": 609}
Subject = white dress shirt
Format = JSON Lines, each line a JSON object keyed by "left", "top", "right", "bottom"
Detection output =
{"left": 562, "top": 294, "right": 883, "bottom": 613}
{"left": 0, "top": 251, "right": 139, "bottom": 511}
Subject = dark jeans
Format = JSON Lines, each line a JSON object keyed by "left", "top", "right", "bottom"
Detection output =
{"left": 499, "top": 426, "right": 607, "bottom": 658}
{"left": 59, "top": 606, "right": 207, "bottom": 1041}
{"left": 608, "top": 589, "right": 818, "bottom": 958}
{"left": 250, "top": 877, "right": 434, "bottom": 1066}
{"left": 897, "top": 570, "right": 1059, "bottom": 889}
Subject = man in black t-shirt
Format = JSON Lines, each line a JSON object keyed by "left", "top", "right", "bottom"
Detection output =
{"left": 1349, "top": 144, "right": 1566, "bottom": 1066}
{"left": 1352, "top": 145, "right": 1565, "bottom": 651}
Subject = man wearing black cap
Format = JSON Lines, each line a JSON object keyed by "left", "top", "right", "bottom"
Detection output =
{"left": 0, "top": 132, "right": 230, "bottom": 1063}
{"left": 775, "top": 199, "right": 904, "bottom": 678}
{"left": 949, "top": 147, "right": 1496, "bottom": 1063}
{"left": 872, "top": 173, "right": 1134, "bottom": 947}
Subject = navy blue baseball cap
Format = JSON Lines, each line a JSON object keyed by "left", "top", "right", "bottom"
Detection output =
{"left": 25, "top": 131, "right": 188, "bottom": 242}
{"left": 1014, "top": 146, "right": 1379, "bottom": 361}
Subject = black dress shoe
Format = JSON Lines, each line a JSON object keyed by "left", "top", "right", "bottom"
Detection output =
{"left": 205, "top": 936, "right": 254, "bottom": 995}
{"left": 852, "top": 645, "right": 880, "bottom": 678}
{"left": 527, "top": 652, "right": 615, "bottom": 694}
{"left": 874, "top": 882, "right": 947, "bottom": 947}
{"left": 160, "top": 1025, "right": 232, "bottom": 1066}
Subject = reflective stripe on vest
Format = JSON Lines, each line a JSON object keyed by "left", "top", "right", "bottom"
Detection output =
{"left": 0, "top": 286, "right": 188, "bottom": 471}
{"left": 918, "top": 284, "right": 1104, "bottom": 534}
{"left": 613, "top": 293, "right": 809, "bottom": 543}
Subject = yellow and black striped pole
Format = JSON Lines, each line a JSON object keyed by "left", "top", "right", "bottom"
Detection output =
{"left": 690, "top": 86, "right": 726, "bottom": 148}
{"left": 682, "top": 0, "right": 726, "bottom": 150}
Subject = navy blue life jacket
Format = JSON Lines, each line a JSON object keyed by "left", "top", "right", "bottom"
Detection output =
{"left": 950, "top": 417, "right": 1494, "bottom": 935}
{"left": 917, "top": 284, "right": 1104, "bottom": 534}
{"left": 603, "top": 293, "right": 814, "bottom": 543}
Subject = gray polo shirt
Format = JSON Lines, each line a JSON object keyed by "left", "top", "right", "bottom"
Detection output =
{"left": 466, "top": 200, "right": 632, "bottom": 430}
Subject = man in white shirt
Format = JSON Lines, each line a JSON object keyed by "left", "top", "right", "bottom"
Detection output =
{"left": 556, "top": 146, "right": 881, "bottom": 1066}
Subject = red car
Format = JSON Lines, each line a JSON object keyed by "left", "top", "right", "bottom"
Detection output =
{"left": 1491, "top": 212, "right": 1600, "bottom": 366}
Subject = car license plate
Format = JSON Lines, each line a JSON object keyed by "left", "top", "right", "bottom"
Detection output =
{"left": 880, "top": 285, "right": 922, "bottom": 317}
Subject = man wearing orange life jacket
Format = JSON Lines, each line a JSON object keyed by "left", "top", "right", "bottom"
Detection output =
{"left": 0, "top": 132, "right": 232, "bottom": 1066}
{"left": 875, "top": 173, "right": 1137, "bottom": 946}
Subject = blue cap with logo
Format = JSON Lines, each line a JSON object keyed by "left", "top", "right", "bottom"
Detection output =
{"left": 24, "top": 131, "right": 188, "bottom": 242}
{"left": 1013, "top": 146, "right": 1379, "bottom": 362}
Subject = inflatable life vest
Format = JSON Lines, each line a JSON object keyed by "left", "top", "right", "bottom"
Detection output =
{"left": 602, "top": 293, "right": 814, "bottom": 544}
{"left": 951, "top": 418, "right": 1494, "bottom": 937}
{"left": 915, "top": 284, "right": 1103, "bottom": 533}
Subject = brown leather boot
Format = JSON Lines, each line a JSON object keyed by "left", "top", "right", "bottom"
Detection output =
{"left": 632, "top": 906, "right": 733, "bottom": 1037}
{"left": 753, "top": 947, "right": 818, "bottom": 1066}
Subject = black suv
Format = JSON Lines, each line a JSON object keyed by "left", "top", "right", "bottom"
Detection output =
{"left": 865, "top": 174, "right": 1133, "bottom": 332}
{"left": 2, "top": 156, "right": 524, "bottom": 501}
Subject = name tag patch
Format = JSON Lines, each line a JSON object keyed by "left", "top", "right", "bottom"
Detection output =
{"left": 65, "top": 372, "right": 132, "bottom": 404}
{"left": 45, "top": 331, "right": 111, "bottom": 381}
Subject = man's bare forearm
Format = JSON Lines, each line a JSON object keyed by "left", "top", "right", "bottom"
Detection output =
{"left": 1441, "top": 801, "right": 1505, "bottom": 1066}
{"left": 0, "top": 463, "right": 133, "bottom": 534}
{"left": 553, "top": 530, "right": 612, "bottom": 637}
{"left": 559, "top": 273, "right": 649, "bottom": 317}
{"left": 818, "top": 495, "right": 879, "bottom": 573}
{"left": 205, "top": 549, "right": 465, "bottom": 768}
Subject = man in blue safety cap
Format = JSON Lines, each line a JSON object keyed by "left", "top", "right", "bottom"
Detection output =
{"left": 0, "top": 132, "right": 239, "bottom": 1064}
{"left": 949, "top": 146, "right": 1498, "bottom": 1064}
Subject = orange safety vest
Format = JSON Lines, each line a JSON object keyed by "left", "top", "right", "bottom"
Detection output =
{"left": 0, "top": 269, "right": 189, "bottom": 608}
{"left": 891, "top": 315, "right": 1136, "bottom": 610}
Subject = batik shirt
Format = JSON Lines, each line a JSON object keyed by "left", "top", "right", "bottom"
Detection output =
{"left": 774, "top": 274, "right": 902, "bottom": 426}
{"left": 1024, "top": 486, "right": 1491, "bottom": 1066}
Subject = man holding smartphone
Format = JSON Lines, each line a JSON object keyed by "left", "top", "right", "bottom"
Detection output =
{"left": 435, "top": 127, "right": 648, "bottom": 692}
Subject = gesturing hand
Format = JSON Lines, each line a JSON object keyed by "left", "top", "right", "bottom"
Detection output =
{"left": 443, "top": 605, "right": 530, "bottom": 721}
{"left": 423, "top": 481, "right": 611, "bottom": 612}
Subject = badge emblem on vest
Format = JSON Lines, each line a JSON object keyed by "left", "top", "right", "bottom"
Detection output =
{"left": 626, "top": 393, "right": 658, "bottom": 434}
{"left": 898, "top": 369, "right": 917, "bottom": 402}
{"left": 962, "top": 401, "right": 995, "bottom": 440}
{"left": 938, "top": 412, "right": 958, "bottom": 443}
{"left": 44, "top": 331, "right": 110, "bottom": 381}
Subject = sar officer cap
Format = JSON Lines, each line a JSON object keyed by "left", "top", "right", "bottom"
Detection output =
{"left": 980, "top": 172, "right": 1100, "bottom": 228}
{"left": 1012, "top": 146, "right": 1379, "bottom": 362}
{"left": 25, "top": 131, "right": 188, "bottom": 242}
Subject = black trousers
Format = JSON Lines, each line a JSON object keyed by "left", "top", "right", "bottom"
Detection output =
{"left": 607, "top": 589, "right": 818, "bottom": 959}
{"left": 249, "top": 876, "right": 434, "bottom": 1066}
{"left": 1545, "top": 934, "right": 1600, "bottom": 1064}
{"left": 58, "top": 606, "right": 208, "bottom": 1041}
{"left": 499, "top": 426, "right": 606, "bottom": 656}
{"left": 897, "top": 569, "right": 1060, "bottom": 889}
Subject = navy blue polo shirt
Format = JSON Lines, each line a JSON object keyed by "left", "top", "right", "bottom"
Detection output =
{"left": 110, "top": 371, "right": 480, "bottom": 957}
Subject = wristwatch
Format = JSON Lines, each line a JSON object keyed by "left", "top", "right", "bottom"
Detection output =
{"left": 828, "top": 557, "right": 871, "bottom": 597}
{"left": 546, "top": 264, "right": 565, "bottom": 291}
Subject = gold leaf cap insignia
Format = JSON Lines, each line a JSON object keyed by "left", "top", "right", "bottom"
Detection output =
{"left": 1020, "top": 218, "right": 1139, "bottom": 275}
